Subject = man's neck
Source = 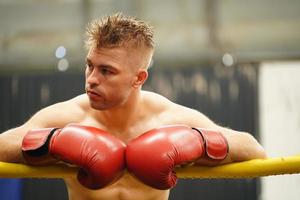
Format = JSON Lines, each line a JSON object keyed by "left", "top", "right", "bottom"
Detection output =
{"left": 95, "top": 90, "right": 143, "bottom": 131}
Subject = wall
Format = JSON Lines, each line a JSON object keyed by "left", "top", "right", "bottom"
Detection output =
{"left": 259, "top": 61, "right": 300, "bottom": 200}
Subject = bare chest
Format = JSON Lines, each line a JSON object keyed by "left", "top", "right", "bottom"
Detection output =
{"left": 79, "top": 114, "right": 170, "bottom": 144}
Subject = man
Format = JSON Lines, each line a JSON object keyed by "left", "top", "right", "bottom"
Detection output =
{"left": 0, "top": 13, "right": 266, "bottom": 200}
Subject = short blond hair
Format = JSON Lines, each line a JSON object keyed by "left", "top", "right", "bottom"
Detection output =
{"left": 85, "top": 13, "right": 154, "bottom": 50}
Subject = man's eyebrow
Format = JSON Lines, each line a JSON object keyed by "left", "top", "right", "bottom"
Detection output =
{"left": 86, "top": 58, "right": 92, "bottom": 63}
{"left": 85, "top": 58, "right": 91, "bottom": 65}
{"left": 85, "top": 58, "right": 118, "bottom": 70}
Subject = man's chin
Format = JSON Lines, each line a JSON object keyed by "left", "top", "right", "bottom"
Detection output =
{"left": 89, "top": 100, "right": 112, "bottom": 111}
{"left": 90, "top": 102, "right": 107, "bottom": 110}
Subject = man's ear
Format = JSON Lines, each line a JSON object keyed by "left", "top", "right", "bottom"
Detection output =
{"left": 132, "top": 70, "right": 148, "bottom": 88}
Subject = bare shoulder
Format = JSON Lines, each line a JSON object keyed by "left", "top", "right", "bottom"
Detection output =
{"left": 0, "top": 94, "right": 90, "bottom": 145}
{"left": 168, "top": 103, "right": 217, "bottom": 128}
{"left": 69, "top": 93, "right": 90, "bottom": 112}
{"left": 25, "top": 94, "right": 90, "bottom": 128}
{"left": 141, "top": 90, "right": 173, "bottom": 112}
{"left": 142, "top": 91, "right": 217, "bottom": 128}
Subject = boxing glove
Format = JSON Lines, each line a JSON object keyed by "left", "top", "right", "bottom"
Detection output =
{"left": 126, "top": 125, "right": 228, "bottom": 190}
{"left": 22, "top": 124, "right": 126, "bottom": 189}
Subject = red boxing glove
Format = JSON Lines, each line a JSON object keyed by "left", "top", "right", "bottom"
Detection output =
{"left": 126, "top": 125, "right": 228, "bottom": 190}
{"left": 22, "top": 124, "right": 126, "bottom": 189}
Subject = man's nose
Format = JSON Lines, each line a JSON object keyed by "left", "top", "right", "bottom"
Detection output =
{"left": 87, "top": 69, "right": 101, "bottom": 85}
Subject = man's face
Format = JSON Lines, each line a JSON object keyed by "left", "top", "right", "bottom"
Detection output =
{"left": 85, "top": 46, "right": 148, "bottom": 110}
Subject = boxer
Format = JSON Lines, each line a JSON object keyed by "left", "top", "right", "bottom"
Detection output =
{"left": 0, "top": 13, "right": 266, "bottom": 200}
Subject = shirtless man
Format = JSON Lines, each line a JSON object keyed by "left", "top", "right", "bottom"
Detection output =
{"left": 0, "top": 13, "right": 266, "bottom": 200}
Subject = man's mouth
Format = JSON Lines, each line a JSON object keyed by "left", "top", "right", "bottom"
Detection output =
{"left": 87, "top": 90, "right": 102, "bottom": 100}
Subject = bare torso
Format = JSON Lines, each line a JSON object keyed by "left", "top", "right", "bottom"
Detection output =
{"left": 0, "top": 89, "right": 266, "bottom": 199}
{"left": 59, "top": 91, "right": 177, "bottom": 200}
{"left": 65, "top": 172, "right": 169, "bottom": 200}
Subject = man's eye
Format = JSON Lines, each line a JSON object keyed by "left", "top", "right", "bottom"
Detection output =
{"left": 86, "top": 63, "right": 93, "bottom": 70}
{"left": 101, "top": 68, "right": 112, "bottom": 75}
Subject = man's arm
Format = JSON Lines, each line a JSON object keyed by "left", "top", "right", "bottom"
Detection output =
{"left": 0, "top": 127, "right": 26, "bottom": 162}
{"left": 0, "top": 95, "right": 127, "bottom": 189}
{"left": 169, "top": 104, "right": 267, "bottom": 164}
{"left": 124, "top": 97, "right": 267, "bottom": 190}
{"left": 0, "top": 99, "right": 84, "bottom": 163}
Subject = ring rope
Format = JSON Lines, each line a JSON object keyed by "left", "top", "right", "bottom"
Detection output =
{"left": 0, "top": 155, "right": 300, "bottom": 179}
{"left": 177, "top": 154, "right": 300, "bottom": 178}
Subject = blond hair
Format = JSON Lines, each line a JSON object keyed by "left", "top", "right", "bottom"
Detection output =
{"left": 85, "top": 13, "right": 154, "bottom": 50}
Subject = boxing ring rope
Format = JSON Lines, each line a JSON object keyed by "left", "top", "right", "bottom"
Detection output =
{"left": 176, "top": 154, "right": 300, "bottom": 178}
{"left": 0, "top": 155, "right": 300, "bottom": 179}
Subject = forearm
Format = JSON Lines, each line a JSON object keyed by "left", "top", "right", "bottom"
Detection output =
{"left": 195, "top": 127, "right": 266, "bottom": 166}
{"left": 0, "top": 127, "right": 57, "bottom": 164}
{"left": 220, "top": 127, "right": 267, "bottom": 162}
{"left": 0, "top": 129, "right": 25, "bottom": 163}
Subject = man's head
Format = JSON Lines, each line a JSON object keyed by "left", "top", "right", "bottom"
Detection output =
{"left": 85, "top": 12, "right": 154, "bottom": 53}
{"left": 85, "top": 12, "right": 154, "bottom": 70}
{"left": 84, "top": 13, "right": 155, "bottom": 110}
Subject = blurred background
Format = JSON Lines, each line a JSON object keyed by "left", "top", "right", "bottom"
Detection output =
{"left": 0, "top": 0, "right": 300, "bottom": 199}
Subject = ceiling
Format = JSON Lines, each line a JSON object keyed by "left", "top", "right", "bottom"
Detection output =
{"left": 0, "top": 0, "right": 300, "bottom": 72}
